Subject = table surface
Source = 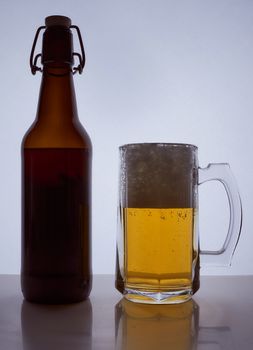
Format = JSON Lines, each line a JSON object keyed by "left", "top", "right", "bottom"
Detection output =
{"left": 0, "top": 275, "right": 253, "bottom": 350}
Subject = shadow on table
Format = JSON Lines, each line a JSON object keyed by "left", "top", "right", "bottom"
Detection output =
{"left": 198, "top": 326, "right": 234, "bottom": 350}
{"left": 115, "top": 298, "right": 232, "bottom": 350}
{"left": 21, "top": 299, "right": 92, "bottom": 350}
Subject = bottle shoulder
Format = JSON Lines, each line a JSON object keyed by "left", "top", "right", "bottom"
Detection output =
{"left": 22, "top": 119, "right": 92, "bottom": 149}
{"left": 73, "top": 119, "right": 92, "bottom": 148}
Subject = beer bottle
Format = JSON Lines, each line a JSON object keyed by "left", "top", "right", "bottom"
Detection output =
{"left": 21, "top": 16, "right": 92, "bottom": 303}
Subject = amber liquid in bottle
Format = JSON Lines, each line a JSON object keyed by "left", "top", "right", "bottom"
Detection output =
{"left": 21, "top": 16, "right": 92, "bottom": 303}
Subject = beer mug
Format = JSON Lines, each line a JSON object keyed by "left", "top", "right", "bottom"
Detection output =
{"left": 115, "top": 143, "right": 242, "bottom": 304}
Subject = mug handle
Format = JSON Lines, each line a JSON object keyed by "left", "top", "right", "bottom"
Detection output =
{"left": 198, "top": 163, "right": 242, "bottom": 266}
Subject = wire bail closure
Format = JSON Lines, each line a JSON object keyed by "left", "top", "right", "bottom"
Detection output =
{"left": 30, "top": 24, "right": 86, "bottom": 75}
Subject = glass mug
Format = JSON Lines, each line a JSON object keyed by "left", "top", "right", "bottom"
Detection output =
{"left": 115, "top": 143, "right": 242, "bottom": 304}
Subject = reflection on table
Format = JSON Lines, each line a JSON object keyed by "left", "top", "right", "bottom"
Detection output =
{"left": 115, "top": 298, "right": 233, "bottom": 350}
{"left": 115, "top": 298, "right": 199, "bottom": 350}
{"left": 21, "top": 299, "right": 92, "bottom": 350}
{"left": 0, "top": 275, "right": 250, "bottom": 350}
{"left": 198, "top": 326, "right": 233, "bottom": 350}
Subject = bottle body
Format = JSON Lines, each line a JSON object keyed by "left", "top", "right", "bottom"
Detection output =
{"left": 21, "top": 145, "right": 92, "bottom": 303}
{"left": 21, "top": 19, "right": 92, "bottom": 303}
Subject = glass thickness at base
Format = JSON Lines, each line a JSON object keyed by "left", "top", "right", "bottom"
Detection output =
{"left": 124, "top": 287, "right": 192, "bottom": 304}
{"left": 123, "top": 277, "right": 192, "bottom": 304}
{"left": 115, "top": 272, "right": 200, "bottom": 304}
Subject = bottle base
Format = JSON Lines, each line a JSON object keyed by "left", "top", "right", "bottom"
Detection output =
{"left": 21, "top": 274, "right": 92, "bottom": 304}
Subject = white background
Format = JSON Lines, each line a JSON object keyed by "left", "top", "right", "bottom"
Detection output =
{"left": 0, "top": 0, "right": 252, "bottom": 275}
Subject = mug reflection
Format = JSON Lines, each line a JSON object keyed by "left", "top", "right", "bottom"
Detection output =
{"left": 115, "top": 298, "right": 199, "bottom": 350}
{"left": 21, "top": 299, "right": 92, "bottom": 350}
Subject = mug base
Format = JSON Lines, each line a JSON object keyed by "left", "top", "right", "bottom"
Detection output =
{"left": 124, "top": 288, "right": 192, "bottom": 304}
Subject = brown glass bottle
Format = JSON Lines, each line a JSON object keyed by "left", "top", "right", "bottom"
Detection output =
{"left": 21, "top": 16, "right": 92, "bottom": 303}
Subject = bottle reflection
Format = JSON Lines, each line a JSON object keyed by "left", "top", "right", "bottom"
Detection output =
{"left": 21, "top": 299, "right": 92, "bottom": 350}
{"left": 115, "top": 298, "right": 199, "bottom": 350}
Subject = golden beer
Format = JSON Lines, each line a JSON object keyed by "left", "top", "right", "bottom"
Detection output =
{"left": 123, "top": 208, "right": 198, "bottom": 302}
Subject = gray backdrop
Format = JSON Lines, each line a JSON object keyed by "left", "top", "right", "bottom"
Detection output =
{"left": 0, "top": 0, "right": 251, "bottom": 275}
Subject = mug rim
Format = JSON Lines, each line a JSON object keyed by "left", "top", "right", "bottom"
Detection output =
{"left": 119, "top": 142, "right": 198, "bottom": 151}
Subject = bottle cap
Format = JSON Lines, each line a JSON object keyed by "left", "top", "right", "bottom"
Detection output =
{"left": 45, "top": 15, "right": 71, "bottom": 28}
{"left": 30, "top": 15, "right": 85, "bottom": 74}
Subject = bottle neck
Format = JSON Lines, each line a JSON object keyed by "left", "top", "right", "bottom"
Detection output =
{"left": 36, "top": 65, "right": 78, "bottom": 125}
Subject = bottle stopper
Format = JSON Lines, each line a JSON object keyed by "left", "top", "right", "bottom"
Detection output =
{"left": 45, "top": 15, "right": 71, "bottom": 28}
